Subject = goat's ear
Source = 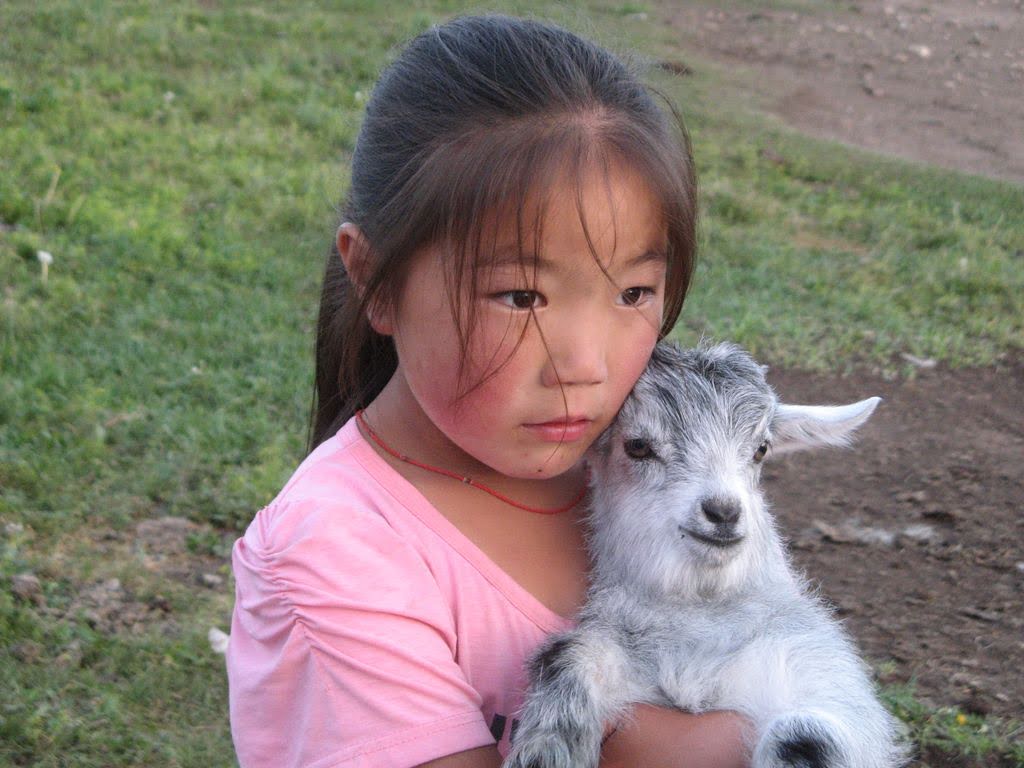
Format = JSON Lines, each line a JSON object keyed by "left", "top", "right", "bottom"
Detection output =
{"left": 769, "top": 397, "right": 881, "bottom": 456}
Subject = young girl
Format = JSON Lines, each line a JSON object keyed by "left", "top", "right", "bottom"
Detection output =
{"left": 227, "top": 14, "right": 751, "bottom": 768}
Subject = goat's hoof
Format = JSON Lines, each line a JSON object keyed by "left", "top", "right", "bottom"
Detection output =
{"left": 754, "top": 713, "right": 844, "bottom": 768}
{"left": 774, "top": 734, "right": 835, "bottom": 768}
{"left": 504, "top": 730, "right": 596, "bottom": 768}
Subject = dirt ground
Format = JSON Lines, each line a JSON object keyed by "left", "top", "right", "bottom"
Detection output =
{"left": 764, "top": 361, "right": 1024, "bottom": 729}
{"left": 762, "top": 362, "right": 1024, "bottom": 767}
{"left": 658, "top": 0, "right": 1024, "bottom": 184}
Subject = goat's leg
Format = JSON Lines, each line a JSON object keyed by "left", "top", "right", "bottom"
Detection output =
{"left": 752, "top": 710, "right": 854, "bottom": 768}
{"left": 753, "top": 704, "right": 908, "bottom": 768}
{"left": 503, "top": 628, "right": 635, "bottom": 768}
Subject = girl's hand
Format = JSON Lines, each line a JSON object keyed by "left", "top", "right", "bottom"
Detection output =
{"left": 600, "top": 705, "right": 753, "bottom": 768}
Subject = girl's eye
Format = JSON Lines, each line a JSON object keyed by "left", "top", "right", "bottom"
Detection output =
{"left": 619, "top": 287, "right": 654, "bottom": 307}
{"left": 495, "top": 290, "right": 544, "bottom": 310}
{"left": 753, "top": 441, "right": 770, "bottom": 463}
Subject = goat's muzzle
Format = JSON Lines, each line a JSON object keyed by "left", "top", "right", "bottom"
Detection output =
{"left": 678, "top": 525, "right": 744, "bottom": 548}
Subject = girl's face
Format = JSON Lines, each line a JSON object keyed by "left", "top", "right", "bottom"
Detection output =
{"left": 385, "top": 159, "right": 668, "bottom": 481}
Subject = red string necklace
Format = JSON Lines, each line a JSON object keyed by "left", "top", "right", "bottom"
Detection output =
{"left": 355, "top": 409, "right": 588, "bottom": 515}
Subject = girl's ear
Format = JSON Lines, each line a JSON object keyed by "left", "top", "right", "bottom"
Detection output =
{"left": 336, "top": 222, "right": 394, "bottom": 336}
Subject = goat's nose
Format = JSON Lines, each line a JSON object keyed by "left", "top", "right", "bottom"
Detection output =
{"left": 701, "top": 498, "right": 741, "bottom": 526}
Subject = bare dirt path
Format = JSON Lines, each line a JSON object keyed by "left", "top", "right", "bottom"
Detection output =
{"left": 658, "top": 0, "right": 1024, "bottom": 184}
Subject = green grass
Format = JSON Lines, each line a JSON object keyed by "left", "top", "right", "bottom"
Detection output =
{"left": 1, "top": 0, "right": 1022, "bottom": 765}
{"left": 882, "top": 678, "right": 1024, "bottom": 766}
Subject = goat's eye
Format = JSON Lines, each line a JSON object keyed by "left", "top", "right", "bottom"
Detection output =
{"left": 623, "top": 438, "right": 654, "bottom": 460}
{"left": 753, "top": 441, "right": 769, "bottom": 463}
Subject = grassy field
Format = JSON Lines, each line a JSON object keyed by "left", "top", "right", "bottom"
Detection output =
{"left": 1, "top": 1, "right": 1021, "bottom": 765}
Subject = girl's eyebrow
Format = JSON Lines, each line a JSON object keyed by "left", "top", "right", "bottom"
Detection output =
{"left": 489, "top": 248, "right": 667, "bottom": 271}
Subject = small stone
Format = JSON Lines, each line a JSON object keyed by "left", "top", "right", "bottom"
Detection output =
{"left": 897, "top": 490, "right": 929, "bottom": 504}
{"left": 201, "top": 573, "right": 224, "bottom": 588}
{"left": 813, "top": 520, "right": 895, "bottom": 547}
{"left": 4, "top": 522, "right": 25, "bottom": 536}
{"left": 148, "top": 594, "right": 172, "bottom": 612}
{"left": 11, "top": 641, "right": 42, "bottom": 664}
{"left": 848, "top": 525, "right": 892, "bottom": 547}
{"left": 209, "top": 627, "right": 230, "bottom": 654}
{"left": 813, "top": 519, "right": 853, "bottom": 544}
{"left": 922, "top": 507, "right": 958, "bottom": 523}
{"left": 11, "top": 573, "right": 44, "bottom": 605}
{"left": 909, "top": 44, "right": 932, "bottom": 59}
{"left": 656, "top": 60, "right": 693, "bottom": 76}
{"left": 900, "top": 353, "right": 937, "bottom": 368}
{"left": 55, "top": 639, "right": 82, "bottom": 669}
{"left": 960, "top": 606, "right": 1000, "bottom": 623}
{"left": 901, "top": 524, "right": 941, "bottom": 544}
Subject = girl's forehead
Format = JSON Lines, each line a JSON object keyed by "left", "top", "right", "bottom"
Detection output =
{"left": 479, "top": 161, "right": 668, "bottom": 264}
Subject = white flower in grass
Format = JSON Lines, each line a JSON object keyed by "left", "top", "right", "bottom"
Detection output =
{"left": 209, "top": 627, "right": 229, "bottom": 655}
{"left": 37, "top": 250, "right": 53, "bottom": 283}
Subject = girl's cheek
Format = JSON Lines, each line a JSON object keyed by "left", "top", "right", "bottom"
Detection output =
{"left": 617, "top": 325, "right": 660, "bottom": 397}
{"left": 465, "top": 310, "right": 529, "bottom": 379}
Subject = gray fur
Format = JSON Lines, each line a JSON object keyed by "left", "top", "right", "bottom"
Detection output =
{"left": 504, "top": 341, "right": 908, "bottom": 768}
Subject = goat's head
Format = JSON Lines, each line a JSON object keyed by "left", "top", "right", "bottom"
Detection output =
{"left": 586, "top": 341, "right": 880, "bottom": 596}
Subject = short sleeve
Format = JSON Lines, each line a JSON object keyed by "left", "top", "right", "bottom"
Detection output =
{"left": 227, "top": 497, "right": 496, "bottom": 768}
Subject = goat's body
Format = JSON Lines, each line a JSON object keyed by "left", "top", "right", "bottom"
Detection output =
{"left": 574, "top": 581, "right": 897, "bottom": 766}
{"left": 511, "top": 552, "right": 903, "bottom": 768}
{"left": 504, "top": 343, "right": 907, "bottom": 768}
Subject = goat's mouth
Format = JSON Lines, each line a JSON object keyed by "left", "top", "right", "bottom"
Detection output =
{"left": 679, "top": 526, "right": 744, "bottom": 548}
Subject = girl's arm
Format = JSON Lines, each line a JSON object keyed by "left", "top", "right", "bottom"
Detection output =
{"left": 417, "top": 707, "right": 752, "bottom": 768}
{"left": 417, "top": 745, "right": 503, "bottom": 768}
{"left": 601, "top": 706, "right": 752, "bottom": 768}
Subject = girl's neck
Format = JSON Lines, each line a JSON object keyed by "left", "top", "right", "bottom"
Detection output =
{"left": 361, "top": 368, "right": 587, "bottom": 510}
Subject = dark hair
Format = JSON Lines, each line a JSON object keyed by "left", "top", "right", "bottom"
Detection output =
{"left": 308, "top": 14, "right": 698, "bottom": 452}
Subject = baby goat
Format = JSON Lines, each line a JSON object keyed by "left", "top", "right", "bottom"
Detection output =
{"left": 505, "top": 342, "right": 908, "bottom": 768}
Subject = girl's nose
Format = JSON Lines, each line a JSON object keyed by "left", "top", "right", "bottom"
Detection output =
{"left": 540, "top": 323, "right": 609, "bottom": 388}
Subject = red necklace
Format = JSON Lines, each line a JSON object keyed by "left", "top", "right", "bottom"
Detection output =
{"left": 355, "top": 410, "right": 588, "bottom": 515}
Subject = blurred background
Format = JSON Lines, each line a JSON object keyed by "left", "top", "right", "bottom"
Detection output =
{"left": 1, "top": 1, "right": 1021, "bottom": 766}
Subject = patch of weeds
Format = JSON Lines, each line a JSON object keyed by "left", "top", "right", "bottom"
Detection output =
{"left": 185, "top": 529, "right": 232, "bottom": 559}
{"left": 880, "top": 681, "right": 1024, "bottom": 765}
{"left": 609, "top": 3, "right": 649, "bottom": 15}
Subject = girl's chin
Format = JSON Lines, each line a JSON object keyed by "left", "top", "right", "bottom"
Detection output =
{"left": 501, "top": 454, "right": 589, "bottom": 482}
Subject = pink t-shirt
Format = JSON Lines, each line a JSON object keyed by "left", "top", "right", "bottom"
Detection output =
{"left": 227, "top": 415, "right": 575, "bottom": 768}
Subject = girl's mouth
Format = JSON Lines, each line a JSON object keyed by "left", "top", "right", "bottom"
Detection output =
{"left": 523, "top": 418, "right": 592, "bottom": 442}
